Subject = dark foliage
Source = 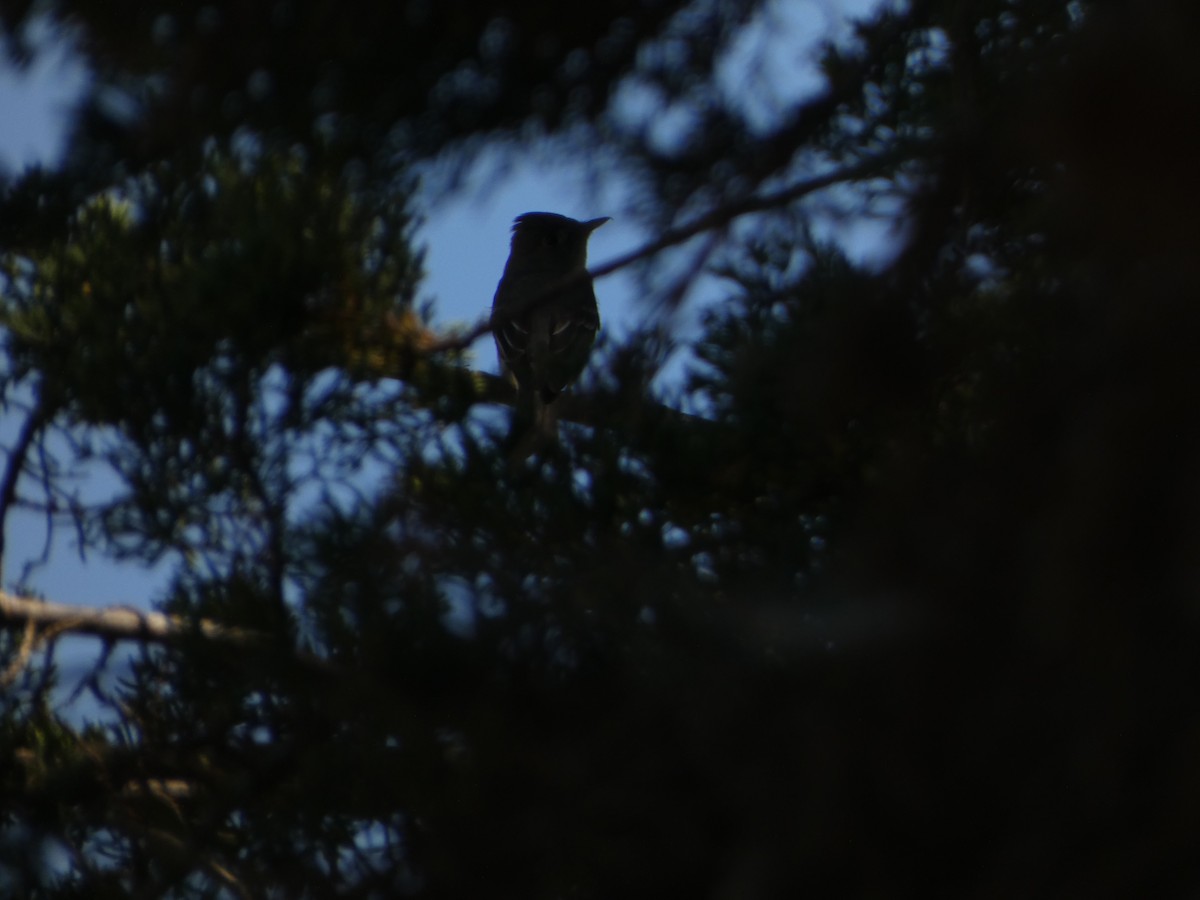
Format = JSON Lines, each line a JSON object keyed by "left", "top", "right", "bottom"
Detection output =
{"left": 2, "top": 0, "right": 1199, "bottom": 897}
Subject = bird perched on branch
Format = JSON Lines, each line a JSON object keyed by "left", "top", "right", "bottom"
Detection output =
{"left": 490, "top": 211, "right": 609, "bottom": 457}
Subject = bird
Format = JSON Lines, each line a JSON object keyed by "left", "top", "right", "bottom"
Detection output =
{"left": 490, "top": 211, "right": 609, "bottom": 456}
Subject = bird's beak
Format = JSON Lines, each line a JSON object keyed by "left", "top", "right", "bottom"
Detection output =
{"left": 583, "top": 217, "right": 611, "bottom": 233}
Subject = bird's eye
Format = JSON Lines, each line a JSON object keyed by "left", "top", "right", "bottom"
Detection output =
{"left": 544, "top": 230, "right": 564, "bottom": 248}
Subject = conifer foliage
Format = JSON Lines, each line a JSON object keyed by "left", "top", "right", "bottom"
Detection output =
{"left": 1, "top": 1, "right": 1197, "bottom": 896}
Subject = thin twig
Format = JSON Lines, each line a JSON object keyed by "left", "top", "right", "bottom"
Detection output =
{"left": 0, "top": 382, "right": 51, "bottom": 578}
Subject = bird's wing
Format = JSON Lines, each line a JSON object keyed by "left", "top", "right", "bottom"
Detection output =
{"left": 491, "top": 272, "right": 549, "bottom": 372}
{"left": 492, "top": 274, "right": 600, "bottom": 398}
{"left": 544, "top": 295, "right": 599, "bottom": 395}
{"left": 494, "top": 314, "right": 529, "bottom": 371}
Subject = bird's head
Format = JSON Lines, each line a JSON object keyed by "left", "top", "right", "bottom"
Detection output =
{"left": 507, "top": 212, "right": 609, "bottom": 273}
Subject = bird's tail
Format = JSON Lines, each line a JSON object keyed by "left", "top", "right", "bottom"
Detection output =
{"left": 506, "top": 387, "right": 559, "bottom": 469}
{"left": 533, "top": 390, "right": 558, "bottom": 441}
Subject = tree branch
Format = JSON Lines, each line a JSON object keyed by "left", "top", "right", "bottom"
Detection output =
{"left": 0, "top": 383, "right": 52, "bottom": 579}
{"left": 0, "top": 591, "right": 345, "bottom": 686}
{"left": 386, "top": 348, "right": 712, "bottom": 433}
{"left": 0, "top": 591, "right": 261, "bottom": 648}
{"left": 423, "top": 150, "right": 911, "bottom": 355}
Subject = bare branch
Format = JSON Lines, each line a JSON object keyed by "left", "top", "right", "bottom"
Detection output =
{"left": 0, "top": 591, "right": 261, "bottom": 647}
{"left": 423, "top": 151, "right": 909, "bottom": 355}
{"left": 0, "top": 591, "right": 343, "bottom": 686}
